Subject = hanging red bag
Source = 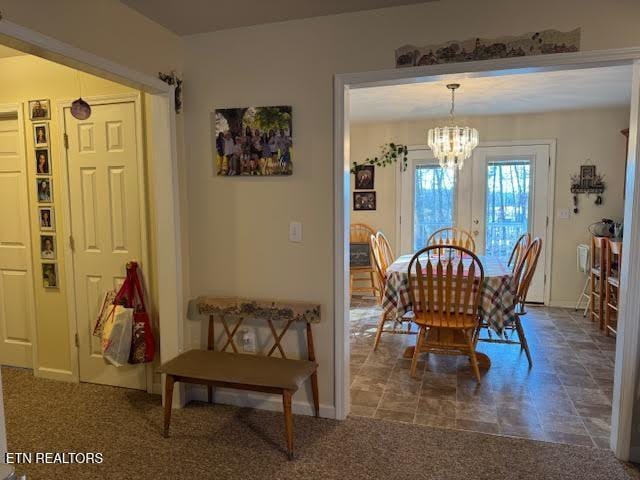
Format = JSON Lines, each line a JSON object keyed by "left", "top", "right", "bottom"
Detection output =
{"left": 125, "top": 262, "right": 156, "bottom": 364}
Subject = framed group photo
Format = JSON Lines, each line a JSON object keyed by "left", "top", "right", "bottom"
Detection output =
{"left": 354, "top": 165, "right": 375, "bottom": 190}
{"left": 353, "top": 191, "right": 376, "bottom": 211}
{"left": 29, "top": 99, "right": 50, "bottom": 121}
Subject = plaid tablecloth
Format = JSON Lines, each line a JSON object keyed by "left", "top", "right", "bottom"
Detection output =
{"left": 382, "top": 254, "right": 517, "bottom": 334}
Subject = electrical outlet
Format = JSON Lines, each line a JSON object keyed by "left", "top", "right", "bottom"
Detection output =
{"left": 289, "top": 221, "right": 302, "bottom": 243}
{"left": 240, "top": 329, "right": 256, "bottom": 354}
{"left": 557, "top": 208, "right": 570, "bottom": 219}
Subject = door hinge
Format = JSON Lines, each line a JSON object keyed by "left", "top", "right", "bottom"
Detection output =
{"left": 69, "top": 235, "right": 75, "bottom": 252}
{"left": 63, "top": 133, "right": 69, "bottom": 149}
{"left": 546, "top": 216, "right": 549, "bottom": 227}
{"left": 544, "top": 274, "right": 547, "bottom": 285}
{"left": 74, "top": 333, "right": 79, "bottom": 348}
{"left": 548, "top": 156, "right": 551, "bottom": 166}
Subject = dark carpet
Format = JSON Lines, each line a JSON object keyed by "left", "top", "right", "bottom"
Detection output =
{"left": 2, "top": 367, "right": 633, "bottom": 479}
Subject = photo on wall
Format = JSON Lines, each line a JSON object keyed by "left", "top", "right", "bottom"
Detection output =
{"left": 354, "top": 165, "right": 375, "bottom": 190}
{"left": 29, "top": 99, "right": 50, "bottom": 120}
{"left": 34, "top": 123, "right": 49, "bottom": 147}
{"left": 353, "top": 191, "right": 376, "bottom": 211}
{"left": 35, "top": 149, "right": 50, "bottom": 175}
{"left": 40, "top": 234, "right": 56, "bottom": 260}
{"left": 42, "top": 263, "right": 58, "bottom": 289}
{"left": 36, "top": 177, "right": 53, "bottom": 203}
{"left": 214, "top": 105, "right": 292, "bottom": 176}
{"left": 39, "top": 207, "right": 55, "bottom": 231}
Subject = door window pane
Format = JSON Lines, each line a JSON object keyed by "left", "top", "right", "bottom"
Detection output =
{"left": 485, "top": 160, "right": 531, "bottom": 260}
{"left": 414, "top": 165, "right": 455, "bottom": 251}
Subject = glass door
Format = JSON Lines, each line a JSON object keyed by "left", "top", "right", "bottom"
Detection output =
{"left": 471, "top": 144, "right": 550, "bottom": 303}
{"left": 400, "top": 149, "right": 458, "bottom": 254}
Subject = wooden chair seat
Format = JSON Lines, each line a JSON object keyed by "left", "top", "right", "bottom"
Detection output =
{"left": 160, "top": 350, "right": 317, "bottom": 392}
{"left": 413, "top": 312, "right": 478, "bottom": 329}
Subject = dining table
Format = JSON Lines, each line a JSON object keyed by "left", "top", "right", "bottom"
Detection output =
{"left": 382, "top": 253, "right": 518, "bottom": 368}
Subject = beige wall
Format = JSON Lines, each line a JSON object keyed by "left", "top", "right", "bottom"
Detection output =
{"left": 183, "top": 0, "right": 640, "bottom": 411}
{"left": 351, "top": 107, "right": 630, "bottom": 306}
{"left": 0, "top": 54, "right": 139, "bottom": 373}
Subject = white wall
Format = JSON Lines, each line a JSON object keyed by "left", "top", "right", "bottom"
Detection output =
{"left": 351, "top": 107, "right": 630, "bottom": 306}
{"left": 183, "top": 0, "right": 640, "bottom": 414}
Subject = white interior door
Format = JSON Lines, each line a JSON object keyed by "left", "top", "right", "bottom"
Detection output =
{"left": 0, "top": 109, "right": 36, "bottom": 368}
{"left": 470, "top": 144, "right": 550, "bottom": 302}
{"left": 64, "top": 100, "right": 147, "bottom": 390}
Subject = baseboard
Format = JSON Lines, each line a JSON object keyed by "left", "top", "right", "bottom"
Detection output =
{"left": 187, "top": 384, "right": 336, "bottom": 419}
{"left": 35, "top": 367, "right": 74, "bottom": 382}
{"left": 547, "top": 300, "right": 581, "bottom": 309}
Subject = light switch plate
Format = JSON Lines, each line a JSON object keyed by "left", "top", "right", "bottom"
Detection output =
{"left": 289, "top": 221, "right": 303, "bottom": 243}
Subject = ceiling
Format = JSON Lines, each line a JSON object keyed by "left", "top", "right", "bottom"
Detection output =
{"left": 120, "top": 0, "right": 435, "bottom": 35}
{"left": 350, "top": 66, "right": 633, "bottom": 123}
{"left": 0, "top": 45, "right": 26, "bottom": 59}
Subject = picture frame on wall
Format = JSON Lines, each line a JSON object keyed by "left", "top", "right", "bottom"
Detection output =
{"left": 38, "top": 207, "right": 55, "bottom": 231}
{"left": 580, "top": 165, "right": 596, "bottom": 188}
{"left": 36, "top": 177, "right": 53, "bottom": 203}
{"left": 214, "top": 105, "right": 293, "bottom": 176}
{"left": 29, "top": 99, "right": 50, "bottom": 121}
{"left": 35, "top": 149, "right": 50, "bottom": 175}
{"left": 354, "top": 165, "right": 375, "bottom": 190}
{"left": 353, "top": 191, "right": 376, "bottom": 211}
{"left": 42, "top": 263, "right": 58, "bottom": 289}
{"left": 40, "top": 234, "right": 56, "bottom": 260}
{"left": 34, "top": 123, "right": 49, "bottom": 147}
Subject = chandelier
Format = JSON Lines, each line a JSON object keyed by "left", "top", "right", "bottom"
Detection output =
{"left": 427, "top": 83, "right": 479, "bottom": 170}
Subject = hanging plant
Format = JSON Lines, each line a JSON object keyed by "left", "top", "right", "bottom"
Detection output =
{"left": 350, "top": 143, "right": 409, "bottom": 174}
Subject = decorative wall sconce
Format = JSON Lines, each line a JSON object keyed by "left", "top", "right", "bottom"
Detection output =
{"left": 570, "top": 164, "right": 605, "bottom": 213}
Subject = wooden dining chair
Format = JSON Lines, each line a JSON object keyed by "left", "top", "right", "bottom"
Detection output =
{"left": 407, "top": 245, "right": 484, "bottom": 382}
{"left": 427, "top": 227, "right": 476, "bottom": 253}
{"left": 376, "top": 231, "right": 395, "bottom": 266}
{"left": 507, "top": 233, "right": 531, "bottom": 273}
{"left": 350, "top": 223, "right": 380, "bottom": 301}
{"left": 477, "top": 238, "right": 542, "bottom": 368}
{"left": 590, "top": 236, "right": 608, "bottom": 329}
{"left": 605, "top": 239, "right": 622, "bottom": 336}
{"left": 370, "top": 234, "right": 415, "bottom": 350}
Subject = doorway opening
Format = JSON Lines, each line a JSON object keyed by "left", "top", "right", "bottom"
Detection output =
{"left": 0, "top": 27, "right": 181, "bottom": 398}
{"left": 339, "top": 57, "right": 638, "bottom": 459}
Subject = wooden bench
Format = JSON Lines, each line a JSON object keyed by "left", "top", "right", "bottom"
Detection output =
{"left": 160, "top": 296, "right": 321, "bottom": 460}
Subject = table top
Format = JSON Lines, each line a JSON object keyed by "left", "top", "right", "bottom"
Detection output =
{"left": 387, "top": 254, "right": 511, "bottom": 278}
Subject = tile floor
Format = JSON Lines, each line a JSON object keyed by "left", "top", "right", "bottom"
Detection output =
{"left": 349, "top": 296, "right": 616, "bottom": 449}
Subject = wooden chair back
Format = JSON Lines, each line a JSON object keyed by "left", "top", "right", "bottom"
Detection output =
{"left": 508, "top": 233, "right": 531, "bottom": 273}
{"left": 427, "top": 227, "right": 476, "bottom": 253}
{"left": 591, "top": 236, "right": 608, "bottom": 274}
{"left": 513, "top": 237, "right": 543, "bottom": 312}
{"left": 369, "top": 234, "right": 386, "bottom": 289}
{"left": 376, "top": 231, "right": 395, "bottom": 266}
{"left": 407, "top": 245, "right": 484, "bottom": 323}
{"left": 607, "top": 240, "right": 622, "bottom": 283}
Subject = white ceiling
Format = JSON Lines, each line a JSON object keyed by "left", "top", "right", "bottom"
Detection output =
{"left": 0, "top": 45, "right": 26, "bottom": 59}
{"left": 120, "top": 0, "right": 435, "bottom": 35}
{"left": 350, "top": 66, "right": 633, "bottom": 123}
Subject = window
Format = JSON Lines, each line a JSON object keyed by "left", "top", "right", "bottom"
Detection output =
{"left": 413, "top": 165, "right": 455, "bottom": 251}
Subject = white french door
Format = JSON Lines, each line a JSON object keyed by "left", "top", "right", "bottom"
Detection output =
{"left": 0, "top": 108, "right": 37, "bottom": 369}
{"left": 400, "top": 143, "right": 551, "bottom": 303}
{"left": 64, "top": 99, "right": 147, "bottom": 390}
{"left": 470, "top": 145, "right": 550, "bottom": 302}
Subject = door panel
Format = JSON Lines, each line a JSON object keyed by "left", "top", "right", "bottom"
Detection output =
{"left": 65, "top": 101, "right": 146, "bottom": 390}
{"left": 471, "top": 145, "right": 550, "bottom": 303}
{"left": 0, "top": 113, "right": 36, "bottom": 368}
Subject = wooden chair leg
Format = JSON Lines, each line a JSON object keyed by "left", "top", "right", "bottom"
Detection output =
{"left": 465, "top": 331, "right": 481, "bottom": 384}
{"left": 369, "top": 271, "right": 377, "bottom": 299}
{"left": 373, "top": 312, "right": 387, "bottom": 351}
{"left": 410, "top": 326, "right": 425, "bottom": 378}
{"left": 207, "top": 385, "right": 214, "bottom": 404}
{"left": 514, "top": 316, "right": 533, "bottom": 368}
{"left": 310, "top": 372, "right": 320, "bottom": 418}
{"left": 282, "top": 390, "right": 294, "bottom": 460}
{"left": 163, "top": 375, "right": 175, "bottom": 438}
